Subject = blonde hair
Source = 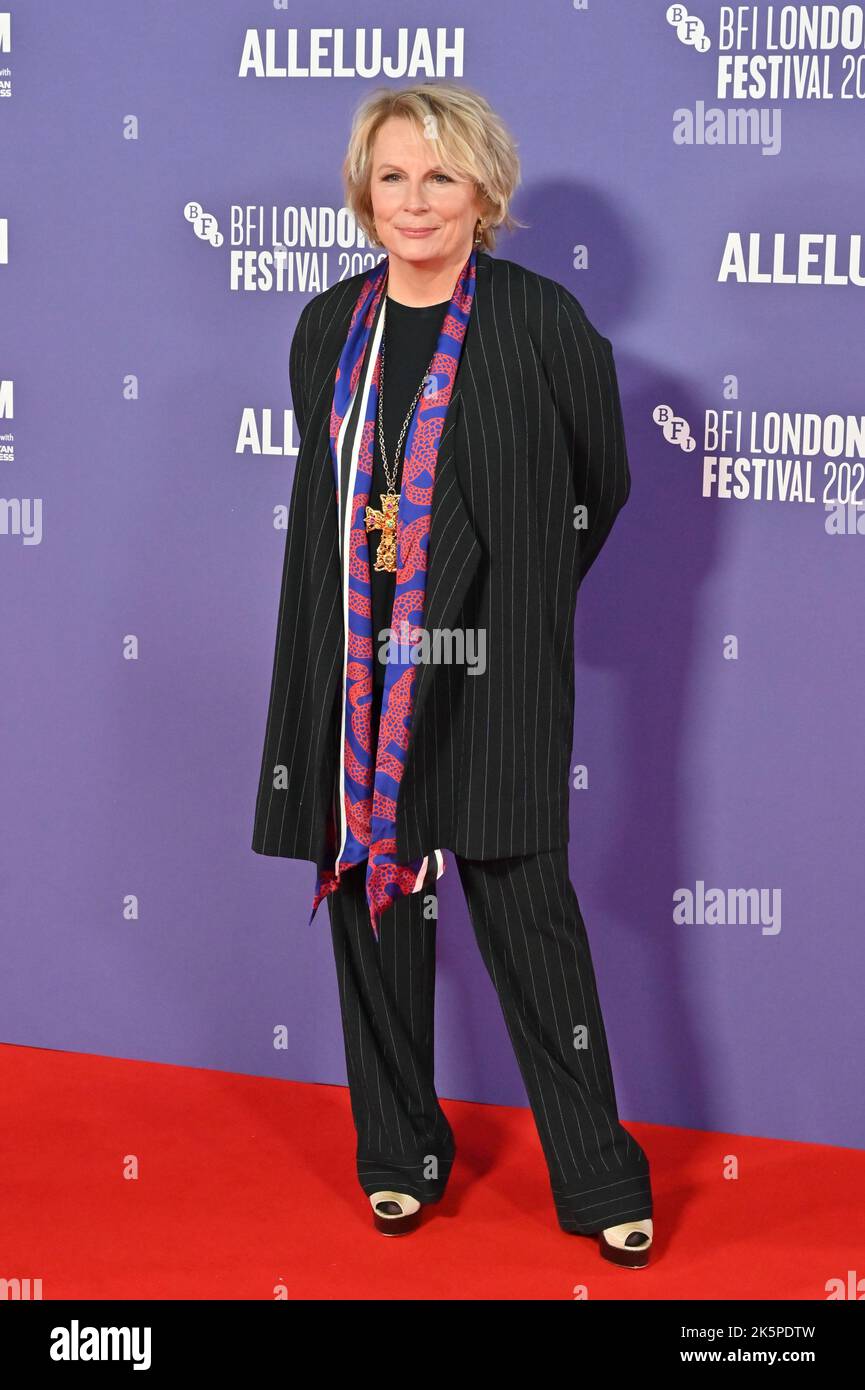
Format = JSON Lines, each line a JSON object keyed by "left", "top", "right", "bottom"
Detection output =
{"left": 343, "top": 81, "right": 525, "bottom": 251}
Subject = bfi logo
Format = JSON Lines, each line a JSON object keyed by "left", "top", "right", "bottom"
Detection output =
{"left": 0, "top": 14, "right": 9, "bottom": 52}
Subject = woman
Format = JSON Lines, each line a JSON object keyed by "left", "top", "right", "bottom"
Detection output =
{"left": 252, "top": 81, "right": 654, "bottom": 1267}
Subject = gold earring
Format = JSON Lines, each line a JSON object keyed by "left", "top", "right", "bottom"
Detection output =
{"left": 474, "top": 219, "right": 486, "bottom": 246}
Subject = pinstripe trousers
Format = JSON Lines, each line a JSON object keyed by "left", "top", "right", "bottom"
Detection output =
{"left": 325, "top": 845, "right": 654, "bottom": 1234}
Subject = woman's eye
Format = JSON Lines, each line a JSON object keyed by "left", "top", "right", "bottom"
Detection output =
{"left": 381, "top": 173, "right": 452, "bottom": 183}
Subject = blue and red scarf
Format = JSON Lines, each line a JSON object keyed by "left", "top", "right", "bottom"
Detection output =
{"left": 309, "top": 247, "right": 477, "bottom": 940}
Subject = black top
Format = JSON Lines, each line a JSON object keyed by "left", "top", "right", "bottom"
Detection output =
{"left": 369, "top": 295, "right": 450, "bottom": 735}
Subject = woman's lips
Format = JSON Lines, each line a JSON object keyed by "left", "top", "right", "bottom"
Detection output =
{"left": 398, "top": 227, "right": 437, "bottom": 237}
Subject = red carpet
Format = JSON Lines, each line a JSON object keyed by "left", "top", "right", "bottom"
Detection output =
{"left": 3, "top": 1042, "right": 862, "bottom": 1300}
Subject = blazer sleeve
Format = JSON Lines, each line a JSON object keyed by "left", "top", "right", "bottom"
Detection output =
{"left": 547, "top": 287, "right": 632, "bottom": 585}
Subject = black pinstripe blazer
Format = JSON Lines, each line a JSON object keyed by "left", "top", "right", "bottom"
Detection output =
{"left": 251, "top": 248, "right": 630, "bottom": 869}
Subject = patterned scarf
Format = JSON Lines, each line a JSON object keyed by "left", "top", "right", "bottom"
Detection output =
{"left": 308, "top": 246, "right": 478, "bottom": 940}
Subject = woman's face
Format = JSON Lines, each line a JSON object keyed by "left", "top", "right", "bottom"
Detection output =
{"left": 368, "top": 115, "right": 485, "bottom": 270}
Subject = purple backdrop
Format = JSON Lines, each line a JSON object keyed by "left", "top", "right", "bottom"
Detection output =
{"left": 2, "top": 1, "right": 863, "bottom": 1149}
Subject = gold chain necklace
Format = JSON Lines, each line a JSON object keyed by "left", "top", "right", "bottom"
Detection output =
{"left": 364, "top": 315, "right": 440, "bottom": 574}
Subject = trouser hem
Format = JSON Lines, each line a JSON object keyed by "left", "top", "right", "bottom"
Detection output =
{"left": 552, "top": 1169, "right": 653, "bottom": 1234}
{"left": 357, "top": 1150, "right": 456, "bottom": 1206}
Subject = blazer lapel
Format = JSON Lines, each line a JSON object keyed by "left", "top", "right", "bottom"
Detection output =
{"left": 312, "top": 425, "right": 346, "bottom": 713}
{"left": 409, "top": 376, "right": 483, "bottom": 743}
{"left": 409, "top": 252, "right": 489, "bottom": 736}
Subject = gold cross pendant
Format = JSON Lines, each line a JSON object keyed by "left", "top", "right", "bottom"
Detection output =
{"left": 364, "top": 491, "right": 400, "bottom": 573}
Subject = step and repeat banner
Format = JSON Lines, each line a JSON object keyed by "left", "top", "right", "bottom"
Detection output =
{"left": 2, "top": 2, "right": 863, "bottom": 1148}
